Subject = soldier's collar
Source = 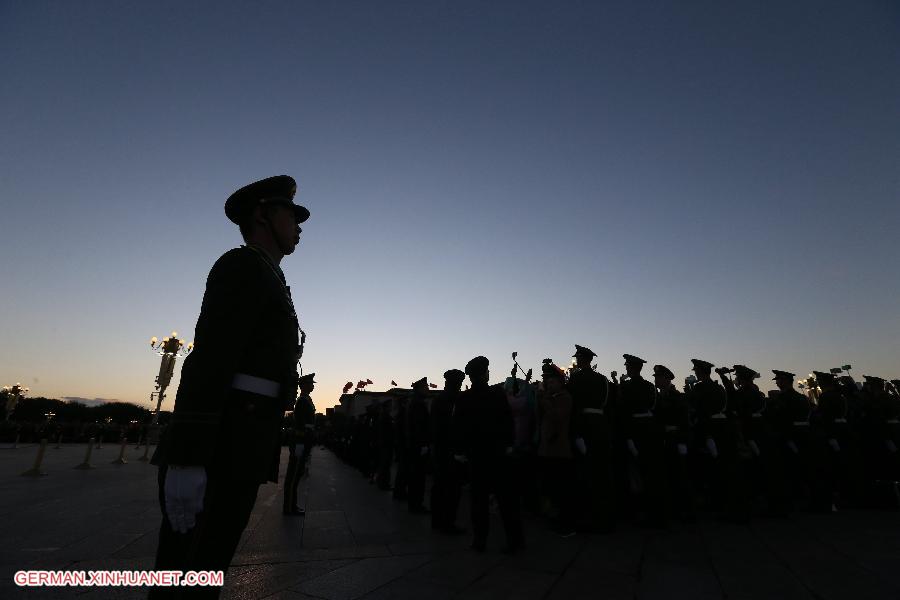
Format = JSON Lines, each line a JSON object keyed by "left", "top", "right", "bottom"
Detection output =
{"left": 246, "top": 243, "right": 278, "bottom": 265}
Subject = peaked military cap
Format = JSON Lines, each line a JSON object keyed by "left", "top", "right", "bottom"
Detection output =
{"left": 465, "top": 355, "right": 490, "bottom": 376}
{"left": 772, "top": 370, "right": 795, "bottom": 380}
{"left": 623, "top": 354, "right": 646, "bottom": 366}
{"left": 298, "top": 373, "right": 316, "bottom": 384}
{"left": 225, "top": 175, "right": 310, "bottom": 225}
{"left": 812, "top": 371, "right": 835, "bottom": 382}
{"left": 443, "top": 369, "right": 465, "bottom": 383}
{"left": 412, "top": 377, "right": 428, "bottom": 389}
{"left": 863, "top": 375, "right": 885, "bottom": 384}
{"left": 541, "top": 362, "right": 566, "bottom": 380}
{"left": 653, "top": 364, "right": 674, "bottom": 379}
{"left": 573, "top": 344, "right": 596, "bottom": 358}
{"left": 732, "top": 365, "right": 759, "bottom": 379}
{"left": 691, "top": 359, "right": 714, "bottom": 371}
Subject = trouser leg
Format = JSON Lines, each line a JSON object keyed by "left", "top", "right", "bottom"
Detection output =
{"left": 150, "top": 467, "right": 260, "bottom": 599}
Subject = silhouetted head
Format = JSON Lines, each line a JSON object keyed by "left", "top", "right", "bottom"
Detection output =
{"left": 691, "top": 359, "right": 714, "bottom": 381}
{"left": 541, "top": 362, "right": 566, "bottom": 393}
{"left": 623, "top": 354, "right": 645, "bottom": 378}
{"left": 443, "top": 369, "right": 465, "bottom": 392}
{"left": 298, "top": 372, "right": 316, "bottom": 394}
{"left": 573, "top": 345, "right": 596, "bottom": 369}
{"left": 465, "top": 356, "right": 490, "bottom": 386}
{"left": 772, "top": 370, "right": 795, "bottom": 392}
{"left": 411, "top": 377, "right": 429, "bottom": 397}
{"left": 863, "top": 375, "right": 885, "bottom": 393}
{"left": 653, "top": 364, "right": 674, "bottom": 389}
{"left": 226, "top": 175, "right": 308, "bottom": 259}
{"left": 812, "top": 371, "right": 835, "bottom": 390}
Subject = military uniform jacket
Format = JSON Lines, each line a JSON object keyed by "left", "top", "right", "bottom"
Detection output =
{"left": 291, "top": 393, "right": 316, "bottom": 447}
{"left": 733, "top": 385, "right": 767, "bottom": 442}
{"left": 406, "top": 395, "right": 431, "bottom": 450}
{"left": 619, "top": 377, "right": 659, "bottom": 440}
{"left": 815, "top": 389, "right": 849, "bottom": 440}
{"left": 567, "top": 368, "right": 612, "bottom": 444}
{"left": 430, "top": 390, "right": 457, "bottom": 457}
{"left": 656, "top": 386, "right": 691, "bottom": 445}
{"left": 153, "top": 245, "right": 300, "bottom": 484}
{"left": 779, "top": 389, "right": 812, "bottom": 440}
{"left": 688, "top": 379, "right": 728, "bottom": 441}
{"left": 453, "top": 383, "right": 514, "bottom": 459}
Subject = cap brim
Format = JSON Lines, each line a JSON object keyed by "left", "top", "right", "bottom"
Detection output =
{"left": 293, "top": 205, "right": 310, "bottom": 224}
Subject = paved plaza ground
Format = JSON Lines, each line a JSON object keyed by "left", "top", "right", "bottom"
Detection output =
{"left": 1, "top": 440, "right": 899, "bottom": 599}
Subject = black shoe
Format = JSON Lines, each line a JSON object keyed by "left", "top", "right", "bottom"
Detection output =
{"left": 408, "top": 505, "right": 431, "bottom": 515}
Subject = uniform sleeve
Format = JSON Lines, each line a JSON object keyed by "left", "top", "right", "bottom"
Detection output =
{"left": 164, "top": 250, "right": 264, "bottom": 466}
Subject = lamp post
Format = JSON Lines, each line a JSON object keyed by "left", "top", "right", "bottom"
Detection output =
{"left": 2, "top": 383, "right": 29, "bottom": 421}
{"left": 148, "top": 332, "right": 192, "bottom": 426}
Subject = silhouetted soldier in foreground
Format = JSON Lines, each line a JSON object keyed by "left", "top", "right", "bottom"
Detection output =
{"left": 772, "top": 370, "right": 821, "bottom": 511}
{"left": 537, "top": 361, "right": 576, "bottom": 536}
{"left": 406, "top": 377, "right": 431, "bottom": 513}
{"left": 150, "top": 175, "right": 309, "bottom": 599}
{"left": 392, "top": 395, "right": 409, "bottom": 501}
{"left": 455, "top": 355, "right": 524, "bottom": 553}
{"left": 653, "top": 364, "right": 693, "bottom": 522}
{"left": 430, "top": 369, "right": 466, "bottom": 533}
{"left": 375, "top": 400, "right": 394, "bottom": 490}
{"left": 284, "top": 373, "right": 316, "bottom": 516}
{"left": 566, "top": 344, "right": 615, "bottom": 532}
{"left": 687, "top": 359, "right": 742, "bottom": 520}
{"left": 813, "top": 370, "right": 862, "bottom": 509}
{"left": 619, "top": 354, "right": 665, "bottom": 526}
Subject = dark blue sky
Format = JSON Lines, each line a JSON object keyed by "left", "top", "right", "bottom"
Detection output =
{"left": 1, "top": 1, "right": 898, "bottom": 408}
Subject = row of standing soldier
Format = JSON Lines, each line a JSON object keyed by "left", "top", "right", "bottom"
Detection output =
{"left": 328, "top": 345, "right": 900, "bottom": 548}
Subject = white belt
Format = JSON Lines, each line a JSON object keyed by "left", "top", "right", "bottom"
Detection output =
{"left": 304, "top": 424, "right": 315, "bottom": 430}
{"left": 834, "top": 418, "right": 847, "bottom": 424}
{"left": 751, "top": 413, "right": 763, "bottom": 418}
{"left": 664, "top": 425, "right": 679, "bottom": 432}
{"left": 232, "top": 373, "right": 280, "bottom": 398}
{"left": 793, "top": 421, "right": 809, "bottom": 426}
{"left": 887, "top": 419, "right": 899, "bottom": 424}
{"left": 710, "top": 413, "right": 727, "bottom": 420}
{"left": 583, "top": 408, "right": 605, "bottom": 415}
{"left": 633, "top": 412, "right": 653, "bottom": 418}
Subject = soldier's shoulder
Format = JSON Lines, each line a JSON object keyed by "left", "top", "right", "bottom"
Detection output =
{"left": 210, "top": 246, "right": 262, "bottom": 275}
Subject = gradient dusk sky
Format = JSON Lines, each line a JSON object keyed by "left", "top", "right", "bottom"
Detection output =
{"left": 1, "top": 1, "right": 898, "bottom": 412}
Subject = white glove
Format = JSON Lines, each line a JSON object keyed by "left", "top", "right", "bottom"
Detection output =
{"left": 165, "top": 465, "right": 207, "bottom": 534}
{"left": 294, "top": 443, "right": 305, "bottom": 456}
{"left": 887, "top": 440, "right": 897, "bottom": 454}
{"left": 828, "top": 438, "right": 841, "bottom": 453}
{"left": 505, "top": 446, "right": 514, "bottom": 456}
{"left": 787, "top": 441, "right": 799, "bottom": 455}
{"left": 748, "top": 440, "right": 760, "bottom": 457}
{"left": 676, "top": 443, "right": 687, "bottom": 456}
{"left": 453, "top": 454, "right": 468, "bottom": 463}
{"left": 626, "top": 439, "right": 639, "bottom": 458}
{"left": 574, "top": 438, "right": 587, "bottom": 455}
{"left": 420, "top": 445, "right": 429, "bottom": 457}
{"left": 705, "top": 438, "right": 718, "bottom": 459}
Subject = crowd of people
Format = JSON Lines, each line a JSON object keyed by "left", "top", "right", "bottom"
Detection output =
{"left": 323, "top": 346, "right": 900, "bottom": 553}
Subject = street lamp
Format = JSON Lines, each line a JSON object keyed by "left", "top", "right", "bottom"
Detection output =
{"left": 2, "top": 383, "right": 29, "bottom": 421}
{"left": 148, "top": 332, "right": 192, "bottom": 426}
